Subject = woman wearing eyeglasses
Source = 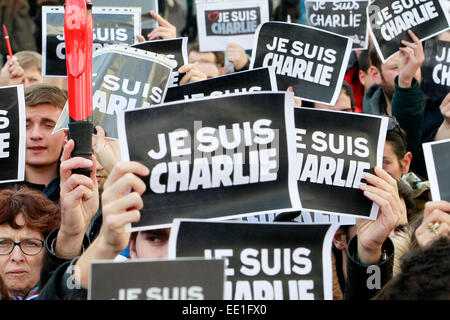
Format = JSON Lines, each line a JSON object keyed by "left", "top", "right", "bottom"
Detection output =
{"left": 0, "top": 186, "right": 60, "bottom": 300}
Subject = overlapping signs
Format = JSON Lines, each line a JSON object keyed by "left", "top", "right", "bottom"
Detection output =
{"left": 118, "top": 92, "right": 300, "bottom": 231}
{"left": 54, "top": 45, "right": 176, "bottom": 139}
{"left": 132, "top": 38, "right": 188, "bottom": 87}
{"left": 196, "top": 0, "right": 270, "bottom": 52}
{"left": 89, "top": 258, "right": 225, "bottom": 300}
{"left": 293, "top": 108, "right": 388, "bottom": 219}
{"left": 169, "top": 219, "right": 338, "bottom": 300}
{"left": 305, "top": 0, "right": 370, "bottom": 50}
{"left": 117, "top": 92, "right": 388, "bottom": 231}
{"left": 92, "top": 0, "right": 159, "bottom": 32}
{"left": 42, "top": 6, "right": 141, "bottom": 77}
{"left": 0, "top": 86, "right": 26, "bottom": 184}
{"left": 423, "top": 138, "right": 450, "bottom": 201}
{"left": 250, "top": 22, "right": 353, "bottom": 105}
{"left": 164, "top": 67, "right": 278, "bottom": 102}
{"left": 367, "top": 0, "right": 450, "bottom": 63}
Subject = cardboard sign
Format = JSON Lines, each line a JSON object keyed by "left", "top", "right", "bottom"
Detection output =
{"left": 42, "top": 6, "right": 142, "bottom": 77}
{"left": 305, "top": 0, "right": 370, "bottom": 50}
{"left": 195, "top": 0, "right": 270, "bottom": 51}
{"left": 169, "top": 219, "right": 338, "bottom": 300}
{"left": 294, "top": 107, "right": 388, "bottom": 219}
{"left": 241, "top": 211, "right": 356, "bottom": 225}
{"left": 117, "top": 92, "right": 301, "bottom": 231}
{"left": 164, "top": 67, "right": 278, "bottom": 103}
{"left": 421, "top": 38, "right": 450, "bottom": 103}
{"left": 54, "top": 45, "right": 175, "bottom": 139}
{"left": 423, "top": 138, "right": 450, "bottom": 201}
{"left": 89, "top": 258, "right": 225, "bottom": 300}
{"left": 132, "top": 37, "right": 188, "bottom": 87}
{"left": 92, "top": 0, "right": 159, "bottom": 31}
{"left": 250, "top": 21, "right": 353, "bottom": 105}
{"left": 0, "top": 86, "right": 26, "bottom": 184}
{"left": 367, "top": 0, "right": 450, "bottom": 63}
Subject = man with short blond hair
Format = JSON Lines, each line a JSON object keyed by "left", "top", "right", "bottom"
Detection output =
{"left": 14, "top": 50, "right": 43, "bottom": 88}
{"left": 24, "top": 83, "right": 67, "bottom": 200}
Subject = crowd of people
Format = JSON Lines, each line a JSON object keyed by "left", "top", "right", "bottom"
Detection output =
{"left": 0, "top": 0, "right": 449, "bottom": 301}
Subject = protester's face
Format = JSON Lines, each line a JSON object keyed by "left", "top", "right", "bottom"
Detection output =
{"left": 188, "top": 50, "right": 217, "bottom": 65}
{"left": 193, "top": 61, "right": 221, "bottom": 79}
{"left": 314, "top": 90, "right": 352, "bottom": 112}
{"left": 380, "top": 56, "right": 398, "bottom": 102}
{"left": 130, "top": 229, "right": 170, "bottom": 259}
{"left": 0, "top": 214, "right": 44, "bottom": 298}
{"left": 26, "top": 104, "right": 65, "bottom": 168}
{"left": 95, "top": 158, "right": 108, "bottom": 194}
{"left": 380, "top": 53, "right": 421, "bottom": 102}
{"left": 23, "top": 67, "right": 42, "bottom": 88}
{"left": 383, "top": 142, "right": 404, "bottom": 180}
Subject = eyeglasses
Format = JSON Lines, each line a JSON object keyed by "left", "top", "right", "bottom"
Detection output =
{"left": 0, "top": 238, "right": 44, "bottom": 256}
{"left": 387, "top": 116, "right": 407, "bottom": 150}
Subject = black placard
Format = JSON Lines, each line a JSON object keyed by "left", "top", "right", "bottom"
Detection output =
{"left": 53, "top": 45, "right": 175, "bottom": 139}
{"left": 89, "top": 258, "right": 225, "bottom": 300}
{"left": 170, "top": 219, "right": 338, "bottom": 300}
{"left": 250, "top": 21, "right": 353, "bottom": 105}
{"left": 305, "top": 0, "right": 370, "bottom": 50}
{"left": 132, "top": 38, "right": 188, "bottom": 87}
{"left": 367, "top": 0, "right": 450, "bottom": 62}
{"left": 0, "top": 85, "right": 26, "bottom": 184}
{"left": 423, "top": 138, "right": 450, "bottom": 201}
{"left": 42, "top": 6, "right": 141, "bottom": 77}
{"left": 164, "top": 67, "right": 278, "bottom": 102}
{"left": 117, "top": 92, "right": 301, "bottom": 231}
{"left": 421, "top": 38, "right": 450, "bottom": 103}
{"left": 294, "top": 107, "right": 388, "bottom": 219}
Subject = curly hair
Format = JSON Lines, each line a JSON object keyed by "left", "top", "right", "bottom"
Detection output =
{"left": 381, "top": 237, "right": 450, "bottom": 300}
{"left": 0, "top": 186, "right": 60, "bottom": 237}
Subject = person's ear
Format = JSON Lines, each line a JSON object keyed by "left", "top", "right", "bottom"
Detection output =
{"left": 368, "top": 65, "right": 382, "bottom": 85}
{"left": 129, "top": 237, "right": 138, "bottom": 259}
{"left": 358, "top": 69, "right": 367, "bottom": 87}
{"left": 400, "top": 151, "right": 412, "bottom": 175}
{"left": 333, "top": 229, "right": 347, "bottom": 251}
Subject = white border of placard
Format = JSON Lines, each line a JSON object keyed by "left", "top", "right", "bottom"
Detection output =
{"left": 0, "top": 85, "right": 26, "bottom": 184}
{"left": 195, "top": 0, "right": 270, "bottom": 52}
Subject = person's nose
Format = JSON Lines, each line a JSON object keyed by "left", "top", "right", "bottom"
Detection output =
{"left": 9, "top": 245, "right": 26, "bottom": 263}
{"left": 28, "top": 123, "right": 43, "bottom": 141}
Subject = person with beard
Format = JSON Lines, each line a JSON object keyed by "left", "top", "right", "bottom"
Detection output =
{"left": 363, "top": 30, "right": 427, "bottom": 178}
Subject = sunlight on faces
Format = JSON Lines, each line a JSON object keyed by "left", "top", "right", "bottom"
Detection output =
{"left": 382, "top": 142, "right": 408, "bottom": 181}
{"left": 26, "top": 104, "right": 65, "bottom": 168}
{"left": 0, "top": 214, "right": 44, "bottom": 298}
{"left": 193, "top": 61, "right": 221, "bottom": 79}
{"left": 314, "top": 90, "right": 353, "bottom": 112}
{"left": 380, "top": 52, "right": 422, "bottom": 101}
{"left": 23, "top": 67, "right": 42, "bottom": 89}
{"left": 188, "top": 51, "right": 217, "bottom": 65}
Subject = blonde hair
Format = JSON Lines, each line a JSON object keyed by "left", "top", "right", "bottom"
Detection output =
{"left": 391, "top": 228, "right": 413, "bottom": 277}
{"left": 14, "top": 51, "right": 42, "bottom": 72}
